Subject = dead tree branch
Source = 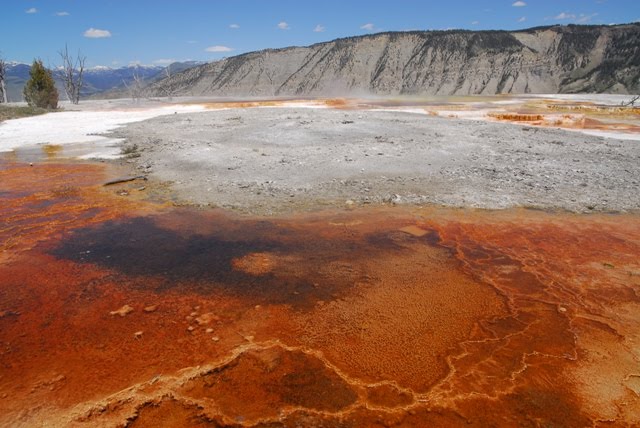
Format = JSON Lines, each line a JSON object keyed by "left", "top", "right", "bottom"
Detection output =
{"left": 163, "top": 63, "right": 174, "bottom": 100}
{"left": 58, "top": 44, "right": 86, "bottom": 104}
{"left": 0, "top": 54, "right": 7, "bottom": 104}
{"left": 622, "top": 95, "right": 640, "bottom": 107}
{"left": 123, "top": 66, "right": 145, "bottom": 103}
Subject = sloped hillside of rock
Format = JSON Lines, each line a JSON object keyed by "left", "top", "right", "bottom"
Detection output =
{"left": 150, "top": 23, "right": 640, "bottom": 97}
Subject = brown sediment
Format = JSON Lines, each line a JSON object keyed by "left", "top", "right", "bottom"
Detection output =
{"left": 231, "top": 252, "right": 279, "bottom": 276}
{"left": 547, "top": 103, "right": 640, "bottom": 116}
{"left": 489, "top": 112, "right": 545, "bottom": 122}
{"left": 1, "top": 159, "right": 639, "bottom": 426}
{"left": 202, "top": 100, "right": 293, "bottom": 109}
{"left": 489, "top": 111, "right": 640, "bottom": 133}
{"left": 580, "top": 117, "right": 640, "bottom": 132}
{"left": 198, "top": 98, "right": 359, "bottom": 110}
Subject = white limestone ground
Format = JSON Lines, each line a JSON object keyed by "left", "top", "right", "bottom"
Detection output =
{"left": 109, "top": 105, "right": 640, "bottom": 215}
{"left": 0, "top": 99, "right": 206, "bottom": 159}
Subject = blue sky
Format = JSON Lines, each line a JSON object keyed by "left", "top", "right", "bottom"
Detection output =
{"left": 2, "top": 1, "right": 639, "bottom": 68}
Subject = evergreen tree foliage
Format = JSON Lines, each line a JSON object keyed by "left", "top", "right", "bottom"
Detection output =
{"left": 23, "top": 59, "right": 58, "bottom": 109}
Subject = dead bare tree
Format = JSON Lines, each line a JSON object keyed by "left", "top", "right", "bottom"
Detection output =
{"left": 0, "top": 54, "right": 7, "bottom": 104}
{"left": 58, "top": 44, "right": 86, "bottom": 104}
{"left": 622, "top": 95, "right": 640, "bottom": 107}
{"left": 123, "top": 66, "right": 145, "bottom": 103}
{"left": 163, "top": 63, "right": 174, "bottom": 101}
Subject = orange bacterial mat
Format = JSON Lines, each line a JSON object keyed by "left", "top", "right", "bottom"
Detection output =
{"left": 1, "top": 160, "right": 639, "bottom": 426}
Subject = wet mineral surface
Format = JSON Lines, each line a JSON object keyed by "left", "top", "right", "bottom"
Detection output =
{"left": 1, "top": 157, "right": 639, "bottom": 427}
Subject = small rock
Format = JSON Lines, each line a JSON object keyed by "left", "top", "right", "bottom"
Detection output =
{"left": 399, "top": 225, "right": 429, "bottom": 237}
{"left": 0, "top": 310, "right": 18, "bottom": 319}
{"left": 212, "top": 336, "right": 220, "bottom": 342}
{"left": 143, "top": 305, "right": 157, "bottom": 313}
{"left": 558, "top": 306, "right": 567, "bottom": 313}
{"left": 384, "top": 194, "right": 402, "bottom": 204}
{"left": 205, "top": 328, "right": 214, "bottom": 334}
{"left": 110, "top": 305, "right": 134, "bottom": 317}
{"left": 190, "top": 311, "right": 198, "bottom": 317}
{"left": 187, "top": 326, "right": 195, "bottom": 332}
{"left": 345, "top": 200, "right": 354, "bottom": 206}
{"left": 195, "top": 312, "right": 220, "bottom": 326}
{"left": 134, "top": 331, "right": 143, "bottom": 339}
{"left": 51, "top": 374, "right": 66, "bottom": 383}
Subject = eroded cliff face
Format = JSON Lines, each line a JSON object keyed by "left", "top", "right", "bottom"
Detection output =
{"left": 151, "top": 24, "right": 640, "bottom": 97}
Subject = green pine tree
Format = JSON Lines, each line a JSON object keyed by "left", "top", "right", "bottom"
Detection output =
{"left": 23, "top": 59, "right": 58, "bottom": 109}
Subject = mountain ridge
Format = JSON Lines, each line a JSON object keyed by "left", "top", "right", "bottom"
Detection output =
{"left": 149, "top": 23, "right": 640, "bottom": 97}
{"left": 2, "top": 61, "right": 204, "bottom": 102}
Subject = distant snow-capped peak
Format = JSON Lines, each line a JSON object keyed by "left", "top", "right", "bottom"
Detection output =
{"left": 88, "top": 65, "right": 112, "bottom": 71}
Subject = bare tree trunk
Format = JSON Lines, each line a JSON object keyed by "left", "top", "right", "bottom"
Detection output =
{"left": 123, "top": 66, "right": 145, "bottom": 103}
{"left": 0, "top": 80, "right": 6, "bottom": 103}
{"left": 622, "top": 95, "right": 640, "bottom": 107}
{"left": 164, "top": 64, "right": 173, "bottom": 101}
{"left": 0, "top": 56, "right": 7, "bottom": 103}
{"left": 58, "top": 44, "right": 86, "bottom": 104}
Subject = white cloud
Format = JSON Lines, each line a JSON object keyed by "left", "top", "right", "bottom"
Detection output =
{"left": 25, "top": 7, "right": 37, "bottom": 14}
{"left": 512, "top": 1, "right": 526, "bottom": 6}
{"left": 153, "top": 59, "right": 175, "bottom": 65}
{"left": 471, "top": 21, "right": 479, "bottom": 25}
{"left": 518, "top": 16, "right": 527, "bottom": 22}
{"left": 360, "top": 23, "right": 375, "bottom": 31}
{"left": 314, "top": 24, "right": 325, "bottom": 32}
{"left": 205, "top": 45, "right": 234, "bottom": 53}
{"left": 548, "top": 12, "right": 597, "bottom": 23}
{"left": 577, "top": 13, "right": 598, "bottom": 23}
{"left": 84, "top": 28, "right": 112, "bottom": 38}
{"left": 55, "top": 11, "right": 70, "bottom": 16}
{"left": 229, "top": 24, "right": 240, "bottom": 29}
{"left": 554, "top": 12, "right": 576, "bottom": 20}
{"left": 277, "top": 21, "right": 290, "bottom": 30}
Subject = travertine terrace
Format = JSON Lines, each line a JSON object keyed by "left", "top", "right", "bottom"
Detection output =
{"left": 1, "top": 96, "right": 639, "bottom": 426}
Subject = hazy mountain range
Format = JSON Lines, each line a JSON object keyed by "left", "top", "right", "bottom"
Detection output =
{"left": 3, "top": 61, "right": 203, "bottom": 102}
{"left": 150, "top": 23, "right": 640, "bottom": 97}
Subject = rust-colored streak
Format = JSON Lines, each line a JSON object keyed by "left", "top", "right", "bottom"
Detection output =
{"left": 489, "top": 110, "right": 640, "bottom": 134}
{"left": 198, "top": 98, "right": 358, "bottom": 110}
{"left": 1, "top": 159, "right": 639, "bottom": 426}
{"left": 489, "top": 112, "right": 545, "bottom": 122}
